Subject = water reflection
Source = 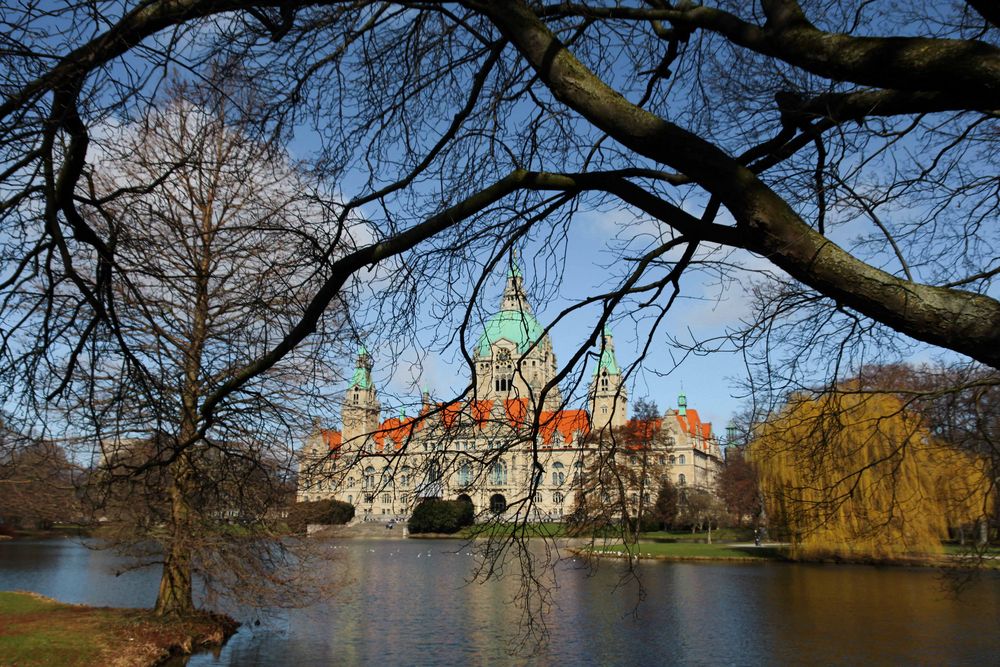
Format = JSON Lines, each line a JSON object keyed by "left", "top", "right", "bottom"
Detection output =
{"left": 2, "top": 538, "right": 999, "bottom": 665}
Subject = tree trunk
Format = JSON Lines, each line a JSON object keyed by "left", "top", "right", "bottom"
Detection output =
{"left": 155, "top": 454, "right": 196, "bottom": 616}
{"left": 707, "top": 521, "right": 712, "bottom": 544}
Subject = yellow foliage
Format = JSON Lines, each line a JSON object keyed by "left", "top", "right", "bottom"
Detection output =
{"left": 750, "top": 391, "right": 991, "bottom": 561}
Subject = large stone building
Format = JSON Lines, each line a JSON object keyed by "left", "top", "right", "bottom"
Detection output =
{"left": 298, "top": 260, "right": 724, "bottom": 521}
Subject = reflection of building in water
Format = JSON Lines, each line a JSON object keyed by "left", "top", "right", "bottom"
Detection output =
{"left": 298, "top": 259, "right": 723, "bottom": 520}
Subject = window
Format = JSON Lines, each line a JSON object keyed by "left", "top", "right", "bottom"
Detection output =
{"left": 678, "top": 473, "right": 686, "bottom": 486}
{"left": 669, "top": 455, "right": 676, "bottom": 464}
{"left": 601, "top": 407, "right": 608, "bottom": 414}
{"left": 400, "top": 466, "right": 411, "bottom": 488}
{"left": 552, "top": 462, "right": 565, "bottom": 486}
{"left": 363, "top": 466, "right": 376, "bottom": 490}
{"left": 381, "top": 493, "right": 391, "bottom": 504}
{"left": 553, "top": 492, "right": 565, "bottom": 505}
{"left": 678, "top": 455, "right": 686, "bottom": 465}
{"left": 658, "top": 455, "right": 666, "bottom": 465}
{"left": 458, "top": 462, "right": 472, "bottom": 487}
{"left": 348, "top": 495, "right": 353, "bottom": 504}
{"left": 573, "top": 461, "right": 583, "bottom": 484}
{"left": 353, "top": 389, "right": 359, "bottom": 404}
{"left": 490, "top": 461, "right": 508, "bottom": 486}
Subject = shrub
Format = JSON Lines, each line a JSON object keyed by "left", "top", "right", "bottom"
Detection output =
{"left": 287, "top": 499, "right": 355, "bottom": 534}
{"left": 407, "top": 499, "right": 475, "bottom": 534}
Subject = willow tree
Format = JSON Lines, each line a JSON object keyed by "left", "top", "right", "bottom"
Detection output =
{"left": 751, "top": 390, "right": 992, "bottom": 560}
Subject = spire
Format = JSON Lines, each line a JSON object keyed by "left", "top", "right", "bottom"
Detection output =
{"left": 507, "top": 247, "right": 523, "bottom": 278}
{"left": 501, "top": 249, "right": 531, "bottom": 313}
{"left": 348, "top": 344, "right": 373, "bottom": 389}
{"left": 593, "top": 328, "right": 620, "bottom": 376}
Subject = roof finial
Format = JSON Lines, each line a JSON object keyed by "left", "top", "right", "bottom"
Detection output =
{"left": 507, "top": 247, "right": 523, "bottom": 279}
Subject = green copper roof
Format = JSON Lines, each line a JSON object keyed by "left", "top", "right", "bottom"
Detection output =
{"left": 476, "top": 309, "right": 543, "bottom": 356}
{"left": 349, "top": 365, "right": 371, "bottom": 389}
{"left": 593, "top": 346, "right": 620, "bottom": 376}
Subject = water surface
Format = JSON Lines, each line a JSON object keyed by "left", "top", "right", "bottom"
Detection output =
{"left": 2, "top": 538, "right": 998, "bottom": 665}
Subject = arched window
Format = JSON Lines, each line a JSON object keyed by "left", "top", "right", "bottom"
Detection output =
{"left": 353, "top": 389, "right": 360, "bottom": 404}
{"left": 600, "top": 370, "right": 609, "bottom": 390}
{"left": 363, "top": 466, "right": 376, "bottom": 490}
{"left": 552, "top": 462, "right": 565, "bottom": 486}
{"left": 348, "top": 495, "right": 353, "bottom": 504}
{"left": 399, "top": 466, "right": 411, "bottom": 488}
{"left": 428, "top": 460, "right": 442, "bottom": 483}
{"left": 553, "top": 491, "right": 565, "bottom": 505}
{"left": 490, "top": 461, "right": 508, "bottom": 486}
{"left": 678, "top": 473, "right": 686, "bottom": 485}
{"left": 678, "top": 455, "right": 686, "bottom": 465}
{"left": 458, "top": 462, "right": 472, "bottom": 487}
{"left": 573, "top": 461, "right": 583, "bottom": 484}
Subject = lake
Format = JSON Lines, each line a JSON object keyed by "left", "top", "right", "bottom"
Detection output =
{"left": 1, "top": 537, "right": 998, "bottom": 665}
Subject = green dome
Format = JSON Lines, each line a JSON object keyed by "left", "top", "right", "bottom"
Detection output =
{"left": 476, "top": 310, "right": 543, "bottom": 356}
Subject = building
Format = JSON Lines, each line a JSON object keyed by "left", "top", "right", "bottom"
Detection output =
{"left": 297, "top": 259, "right": 724, "bottom": 521}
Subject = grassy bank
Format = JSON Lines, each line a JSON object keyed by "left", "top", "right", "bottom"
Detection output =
{"left": 0, "top": 591, "right": 238, "bottom": 667}
{"left": 585, "top": 542, "right": 783, "bottom": 561}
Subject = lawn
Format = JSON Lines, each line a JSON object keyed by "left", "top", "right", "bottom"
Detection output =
{"left": 0, "top": 591, "right": 237, "bottom": 667}
{"left": 460, "top": 521, "right": 567, "bottom": 539}
{"left": 586, "top": 541, "right": 782, "bottom": 560}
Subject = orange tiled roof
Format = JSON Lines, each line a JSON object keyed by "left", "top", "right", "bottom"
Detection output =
{"left": 321, "top": 429, "right": 342, "bottom": 451}
{"left": 675, "top": 409, "right": 713, "bottom": 441}
{"left": 373, "top": 416, "right": 419, "bottom": 451}
{"left": 539, "top": 409, "right": 590, "bottom": 446}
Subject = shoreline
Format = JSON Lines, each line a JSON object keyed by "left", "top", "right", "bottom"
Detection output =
{"left": 0, "top": 591, "right": 238, "bottom": 667}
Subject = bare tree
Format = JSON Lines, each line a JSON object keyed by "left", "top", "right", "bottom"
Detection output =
{"left": 66, "top": 78, "right": 346, "bottom": 616}
{"left": 3, "top": 0, "right": 1000, "bottom": 626}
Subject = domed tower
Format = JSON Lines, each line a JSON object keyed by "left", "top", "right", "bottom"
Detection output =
{"left": 473, "top": 252, "right": 563, "bottom": 410}
{"left": 589, "top": 328, "right": 627, "bottom": 432}
{"left": 341, "top": 345, "right": 381, "bottom": 445}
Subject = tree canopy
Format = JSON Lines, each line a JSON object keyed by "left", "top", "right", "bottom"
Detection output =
{"left": 751, "top": 390, "right": 992, "bottom": 560}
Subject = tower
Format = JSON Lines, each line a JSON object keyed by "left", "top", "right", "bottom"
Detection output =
{"left": 589, "top": 328, "right": 627, "bottom": 432}
{"left": 341, "top": 345, "right": 381, "bottom": 444}
{"left": 473, "top": 251, "right": 563, "bottom": 409}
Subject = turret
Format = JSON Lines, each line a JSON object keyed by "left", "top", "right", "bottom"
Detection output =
{"left": 678, "top": 392, "right": 687, "bottom": 417}
{"left": 473, "top": 250, "right": 563, "bottom": 409}
{"left": 342, "top": 345, "right": 381, "bottom": 445}
{"left": 589, "top": 328, "right": 628, "bottom": 432}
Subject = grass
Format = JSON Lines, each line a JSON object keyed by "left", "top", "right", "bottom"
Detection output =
{"left": 458, "top": 521, "right": 568, "bottom": 539}
{"left": 586, "top": 541, "right": 782, "bottom": 561}
{"left": 0, "top": 591, "right": 238, "bottom": 667}
{"left": 638, "top": 527, "right": 756, "bottom": 543}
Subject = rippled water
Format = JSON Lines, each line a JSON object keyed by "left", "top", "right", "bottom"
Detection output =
{"left": 2, "top": 538, "right": 999, "bottom": 665}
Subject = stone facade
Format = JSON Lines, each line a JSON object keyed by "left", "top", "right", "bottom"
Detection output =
{"left": 297, "top": 260, "right": 723, "bottom": 521}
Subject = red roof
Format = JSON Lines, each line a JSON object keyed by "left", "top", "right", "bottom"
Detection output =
{"left": 373, "top": 416, "right": 419, "bottom": 451}
{"left": 539, "top": 409, "right": 590, "bottom": 447}
{"left": 321, "top": 429, "right": 342, "bottom": 451}
{"left": 675, "top": 409, "right": 712, "bottom": 442}
{"left": 622, "top": 417, "right": 664, "bottom": 449}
